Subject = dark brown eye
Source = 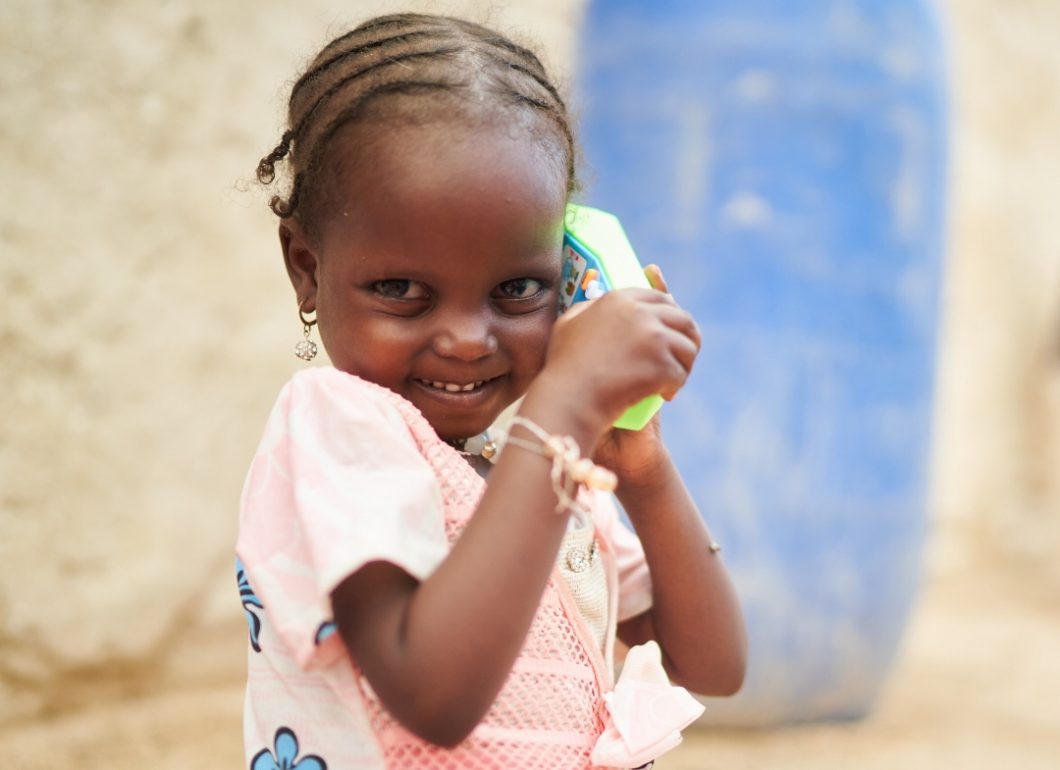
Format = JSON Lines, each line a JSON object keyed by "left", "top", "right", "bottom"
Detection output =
{"left": 373, "top": 280, "right": 429, "bottom": 300}
{"left": 496, "top": 278, "right": 543, "bottom": 300}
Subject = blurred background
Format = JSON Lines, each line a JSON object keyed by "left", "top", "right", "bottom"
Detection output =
{"left": 2, "top": 0, "right": 1058, "bottom": 767}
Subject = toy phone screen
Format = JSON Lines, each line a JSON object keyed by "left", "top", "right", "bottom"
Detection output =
{"left": 560, "top": 231, "right": 611, "bottom": 312}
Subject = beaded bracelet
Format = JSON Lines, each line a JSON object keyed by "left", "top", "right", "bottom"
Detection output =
{"left": 506, "top": 416, "right": 618, "bottom": 514}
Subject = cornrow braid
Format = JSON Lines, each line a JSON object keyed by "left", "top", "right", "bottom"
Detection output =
{"left": 255, "top": 13, "right": 578, "bottom": 237}
{"left": 288, "top": 28, "right": 447, "bottom": 103}
{"left": 286, "top": 78, "right": 461, "bottom": 221}
{"left": 289, "top": 45, "right": 465, "bottom": 148}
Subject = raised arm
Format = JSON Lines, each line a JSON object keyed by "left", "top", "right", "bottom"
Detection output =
{"left": 608, "top": 430, "right": 748, "bottom": 696}
{"left": 603, "top": 265, "right": 747, "bottom": 695}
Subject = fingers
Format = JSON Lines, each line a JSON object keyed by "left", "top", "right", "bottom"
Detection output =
{"left": 639, "top": 280, "right": 700, "bottom": 398}
{"left": 667, "top": 324, "right": 701, "bottom": 377}
{"left": 574, "top": 286, "right": 701, "bottom": 370}
{"left": 548, "top": 276, "right": 703, "bottom": 415}
{"left": 608, "top": 288, "right": 702, "bottom": 354}
{"left": 655, "top": 328, "right": 699, "bottom": 401}
{"left": 621, "top": 298, "right": 701, "bottom": 401}
{"left": 653, "top": 302, "right": 702, "bottom": 353}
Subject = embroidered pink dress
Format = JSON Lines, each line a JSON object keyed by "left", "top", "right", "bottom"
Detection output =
{"left": 236, "top": 367, "right": 655, "bottom": 770}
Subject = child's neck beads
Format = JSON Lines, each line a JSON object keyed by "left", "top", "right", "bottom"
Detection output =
{"left": 506, "top": 416, "right": 618, "bottom": 514}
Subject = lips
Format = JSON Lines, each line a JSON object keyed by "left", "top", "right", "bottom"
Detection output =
{"left": 408, "top": 375, "right": 509, "bottom": 437}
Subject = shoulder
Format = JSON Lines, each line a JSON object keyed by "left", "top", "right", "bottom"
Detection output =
{"left": 243, "top": 367, "right": 427, "bottom": 478}
{"left": 285, "top": 366, "right": 398, "bottom": 410}
{"left": 277, "top": 367, "right": 412, "bottom": 432}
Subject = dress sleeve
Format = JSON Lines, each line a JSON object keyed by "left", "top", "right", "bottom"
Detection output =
{"left": 590, "top": 491, "right": 654, "bottom": 623}
{"left": 236, "top": 368, "right": 449, "bottom": 669}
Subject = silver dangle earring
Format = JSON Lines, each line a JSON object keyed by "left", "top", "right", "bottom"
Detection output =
{"left": 294, "top": 298, "right": 318, "bottom": 361}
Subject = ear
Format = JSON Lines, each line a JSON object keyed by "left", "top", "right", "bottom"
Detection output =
{"left": 279, "top": 220, "right": 320, "bottom": 311}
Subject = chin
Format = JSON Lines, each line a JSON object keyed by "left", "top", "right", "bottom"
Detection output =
{"left": 406, "top": 382, "right": 516, "bottom": 442}
{"left": 432, "top": 417, "right": 495, "bottom": 443}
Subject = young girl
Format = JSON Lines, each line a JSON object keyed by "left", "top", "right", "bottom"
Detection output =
{"left": 237, "top": 13, "right": 746, "bottom": 770}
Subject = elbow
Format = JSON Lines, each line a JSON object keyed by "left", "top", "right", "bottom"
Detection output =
{"left": 389, "top": 687, "right": 488, "bottom": 749}
{"left": 708, "top": 656, "right": 747, "bottom": 696}
{"left": 709, "top": 638, "right": 748, "bottom": 696}
{"left": 674, "top": 641, "right": 748, "bottom": 697}
{"left": 703, "top": 622, "right": 749, "bottom": 696}
{"left": 412, "top": 722, "right": 475, "bottom": 750}
{"left": 410, "top": 705, "right": 481, "bottom": 749}
{"left": 681, "top": 660, "right": 746, "bottom": 697}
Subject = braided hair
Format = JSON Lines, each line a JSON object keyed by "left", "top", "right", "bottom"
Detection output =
{"left": 256, "top": 13, "right": 578, "bottom": 241}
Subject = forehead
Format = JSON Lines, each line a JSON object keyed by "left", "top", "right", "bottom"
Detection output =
{"left": 330, "top": 109, "right": 565, "bottom": 204}
{"left": 315, "top": 118, "right": 567, "bottom": 271}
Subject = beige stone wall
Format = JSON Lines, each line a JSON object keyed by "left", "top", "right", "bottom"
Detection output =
{"left": 2, "top": 0, "right": 1058, "bottom": 762}
{"left": 931, "top": 0, "right": 1060, "bottom": 592}
{"left": 0, "top": 0, "right": 588, "bottom": 726}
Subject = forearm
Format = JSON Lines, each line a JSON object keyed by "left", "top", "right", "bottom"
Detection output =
{"left": 396, "top": 429, "right": 576, "bottom": 738}
{"left": 334, "top": 383, "right": 600, "bottom": 745}
{"left": 617, "top": 449, "right": 747, "bottom": 695}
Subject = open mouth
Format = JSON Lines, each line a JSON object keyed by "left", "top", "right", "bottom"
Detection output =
{"left": 414, "top": 378, "right": 491, "bottom": 393}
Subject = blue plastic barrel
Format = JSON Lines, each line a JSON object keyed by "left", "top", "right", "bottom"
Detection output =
{"left": 576, "top": 0, "right": 948, "bottom": 724}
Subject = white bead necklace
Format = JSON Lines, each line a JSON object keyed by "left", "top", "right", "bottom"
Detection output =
{"left": 447, "top": 432, "right": 497, "bottom": 461}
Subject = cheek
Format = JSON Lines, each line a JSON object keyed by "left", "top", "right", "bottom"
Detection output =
{"left": 318, "top": 313, "right": 415, "bottom": 374}
{"left": 506, "top": 312, "right": 556, "bottom": 370}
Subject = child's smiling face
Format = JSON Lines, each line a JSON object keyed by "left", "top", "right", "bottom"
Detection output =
{"left": 283, "top": 119, "right": 567, "bottom": 441}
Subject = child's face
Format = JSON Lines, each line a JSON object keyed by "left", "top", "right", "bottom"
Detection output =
{"left": 291, "top": 120, "right": 567, "bottom": 441}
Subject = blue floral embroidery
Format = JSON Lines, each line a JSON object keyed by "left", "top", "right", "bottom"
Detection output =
{"left": 237, "top": 558, "right": 264, "bottom": 653}
{"left": 314, "top": 621, "right": 337, "bottom": 645}
{"left": 251, "top": 726, "right": 327, "bottom": 770}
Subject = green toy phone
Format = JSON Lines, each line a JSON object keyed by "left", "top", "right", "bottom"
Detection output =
{"left": 561, "top": 203, "right": 665, "bottom": 431}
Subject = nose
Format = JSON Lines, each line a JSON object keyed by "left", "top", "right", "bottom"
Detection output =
{"left": 431, "top": 310, "right": 499, "bottom": 361}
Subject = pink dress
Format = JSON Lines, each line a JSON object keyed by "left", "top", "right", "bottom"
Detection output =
{"left": 236, "top": 367, "right": 655, "bottom": 770}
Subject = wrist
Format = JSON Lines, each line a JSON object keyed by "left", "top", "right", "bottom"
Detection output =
{"left": 613, "top": 446, "right": 676, "bottom": 505}
{"left": 518, "top": 372, "right": 609, "bottom": 449}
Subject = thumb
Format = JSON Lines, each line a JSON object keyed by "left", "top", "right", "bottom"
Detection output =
{"left": 644, "top": 264, "right": 670, "bottom": 294}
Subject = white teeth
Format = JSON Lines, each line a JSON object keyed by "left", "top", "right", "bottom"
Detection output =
{"left": 420, "top": 379, "right": 487, "bottom": 392}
